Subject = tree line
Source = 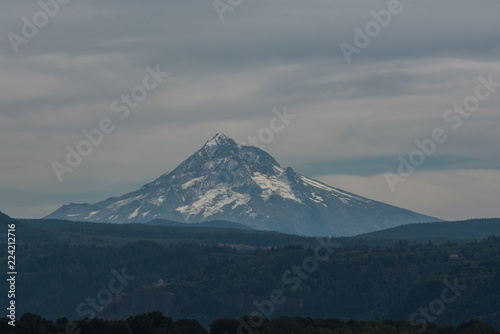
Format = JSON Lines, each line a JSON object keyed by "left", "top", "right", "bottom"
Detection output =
{"left": 0, "top": 313, "right": 498, "bottom": 334}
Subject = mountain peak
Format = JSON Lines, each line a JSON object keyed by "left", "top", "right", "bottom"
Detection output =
{"left": 45, "top": 135, "right": 442, "bottom": 236}
{"left": 204, "top": 133, "right": 236, "bottom": 148}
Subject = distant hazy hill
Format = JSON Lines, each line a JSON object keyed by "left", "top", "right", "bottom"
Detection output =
{"left": 146, "top": 219, "right": 253, "bottom": 230}
{"left": 17, "top": 218, "right": 314, "bottom": 247}
{"left": 10, "top": 217, "right": 500, "bottom": 247}
{"left": 359, "top": 218, "right": 500, "bottom": 242}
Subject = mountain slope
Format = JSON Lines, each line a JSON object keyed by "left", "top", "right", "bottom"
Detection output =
{"left": 45, "top": 133, "right": 441, "bottom": 236}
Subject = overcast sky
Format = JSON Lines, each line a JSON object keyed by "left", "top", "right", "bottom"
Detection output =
{"left": 1, "top": 0, "right": 499, "bottom": 221}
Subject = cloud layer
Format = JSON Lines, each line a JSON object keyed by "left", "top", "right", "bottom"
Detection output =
{"left": 0, "top": 0, "right": 499, "bottom": 219}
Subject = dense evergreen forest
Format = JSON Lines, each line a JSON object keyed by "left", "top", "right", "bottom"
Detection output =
{"left": 0, "top": 313, "right": 498, "bottom": 334}
{"left": 1, "top": 213, "right": 500, "bottom": 331}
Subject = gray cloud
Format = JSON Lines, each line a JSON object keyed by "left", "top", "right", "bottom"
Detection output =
{"left": 0, "top": 0, "right": 499, "bottom": 219}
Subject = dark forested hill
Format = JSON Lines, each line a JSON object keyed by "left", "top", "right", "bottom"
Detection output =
{"left": 146, "top": 218, "right": 254, "bottom": 231}
{"left": 359, "top": 218, "right": 500, "bottom": 243}
{"left": 0, "top": 210, "right": 13, "bottom": 222}
{"left": 100, "top": 237, "right": 500, "bottom": 328}
{"left": 1, "top": 232, "right": 500, "bottom": 329}
{"left": 12, "top": 217, "right": 500, "bottom": 248}
{"left": 1, "top": 314, "right": 498, "bottom": 334}
{"left": 2, "top": 214, "right": 500, "bottom": 330}
{"left": 17, "top": 218, "right": 317, "bottom": 247}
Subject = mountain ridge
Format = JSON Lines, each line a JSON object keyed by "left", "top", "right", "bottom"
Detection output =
{"left": 45, "top": 133, "right": 441, "bottom": 236}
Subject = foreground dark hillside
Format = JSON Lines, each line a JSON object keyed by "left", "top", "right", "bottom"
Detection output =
{"left": 1, "top": 212, "right": 500, "bottom": 330}
{"left": 1, "top": 235, "right": 499, "bottom": 329}
{"left": 98, "top": 237, "right": 500, "bottom": 328}
{"left": 0, "top": 313, "right": 498, "bottom": 334}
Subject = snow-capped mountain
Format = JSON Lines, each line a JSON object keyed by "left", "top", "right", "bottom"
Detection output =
{"left": 45, "top": 133, "right": 441, "bottom": 236}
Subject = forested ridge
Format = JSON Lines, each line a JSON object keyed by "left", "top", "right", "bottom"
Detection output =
{"left": 1, "top": 236, "right": 499, "bottom": 328}
{"left": 1, "top": 213, "right": 500, "bottom": 330}
{"left": 1, "top": 313, "right": 498, "bottom": 334}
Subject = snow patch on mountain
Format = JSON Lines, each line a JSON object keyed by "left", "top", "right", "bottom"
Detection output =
{"left": 176, "top": 185, "right": 250, "bottom": 220}
{"left": 85, "top": 211, "right": 99, "bottom": 220}
{"left": 301, "top": 176, "right": 367, "bottom": 202}
{"left": 151, "top": 196, "right": 165, "bottom": 206}
{"left": 252, "top": 172, "right": 302, "bottom": 203}
{"left": 310, "top": 193, "right": 324, "bottom": 203}
{"left": 129, "top": 207, "right": 140, "bottom": 219}
{"left": 181, "top": 176, "right": 205, "bottom": 190}
{"left": 107, "top": 195, "right": 148, "bottom": 209}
